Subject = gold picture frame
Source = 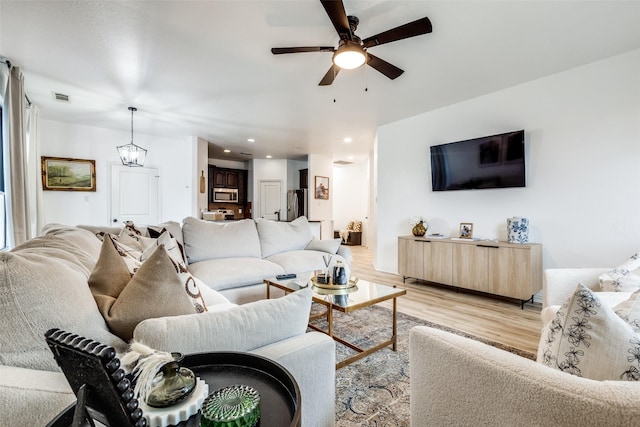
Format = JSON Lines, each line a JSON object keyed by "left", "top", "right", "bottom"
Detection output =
{"left": 315, "top": 176, "right": 329, "bottom": 200}
{"left": 459, "top": 222, "right": 473, "bottom": 239}
{"left": 41, "top": 157, "right": 96, "bottom": 191}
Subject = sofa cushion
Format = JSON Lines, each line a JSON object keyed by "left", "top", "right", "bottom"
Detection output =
{"left": 88, "top": 238, "right": 205, "bottom": 341}
{"left": 133, "top": 288, "right": 313, "bottom": 354}
{"left": 40, "top": 224, "right": 103, "bottom": 260}
{"left": 537, "top": 283, "right": 640, "bottom": 381}
{"left": 188, "top": 257, "right": 285, "bottom": 291}
{"left": 267, "top": 250, "right": 348, "bottom": 275}
{"left": 255, "top": 216, "right": 312, "bottom": 258}
{"left": 182, "top": 217, "right": 261, "bottom": 263}
{"left": 599, "top": 253, "right": 640, "bottom": 292}
{"left": 305, "top": 237, "right": 341, "bottom": 255}
{"left": 0, "top": 248, "right": 124, "bottom": 372}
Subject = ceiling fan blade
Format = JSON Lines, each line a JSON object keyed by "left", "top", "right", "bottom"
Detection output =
{"left": 319, "top": 64, "right": 340, "bottom": 86}
{"left": 271, "top": 47, "right": 335, "bottom": 55}
{"left": 366, "top": 53, "right": 404, "bottom": 80}
{"left": 363, "top": 17, "right": 432, "bottom": 48}
{"left": 320, "top": 0, "right": 352, "bottom": 41}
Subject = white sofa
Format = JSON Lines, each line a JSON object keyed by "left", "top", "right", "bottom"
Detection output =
{"left": 409, "top": 267, "right": 640, "bottom": 426}
{"left": 0, "top": 222, "right": 337, "bottom": 427}
{"left": 182, "top": 216, "right": 352, "bottom": 304}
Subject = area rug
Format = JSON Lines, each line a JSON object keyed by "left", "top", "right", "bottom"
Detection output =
{"left": 308, "top": 304, "right": 535, "bottom": 427}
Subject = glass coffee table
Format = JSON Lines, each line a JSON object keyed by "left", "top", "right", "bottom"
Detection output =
{"left": 264, "top": 272, "right": 406, "bottom": 369}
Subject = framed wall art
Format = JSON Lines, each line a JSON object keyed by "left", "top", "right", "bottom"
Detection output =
{"left": 459, "top": 222, "right": 473, "bottom": 239}
{"left": 314, "top": 176, "right": 329, "bottom": 200}
{"left": 41, "top": 157, "right": 96, "bottom": 191}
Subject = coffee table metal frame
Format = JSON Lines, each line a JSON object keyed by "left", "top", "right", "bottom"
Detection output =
{"left": 265, "top": 273, "right": 407, "bottom": 369}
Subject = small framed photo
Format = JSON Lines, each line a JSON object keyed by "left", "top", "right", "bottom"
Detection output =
{"left": 459, "top": 223, "right": 473, "bottom": 239}
{"left": 41, "top": 156, "right": 96, "bottom": 191}
{"left": 314, "top": 176, "right": 329, "bottom": 200}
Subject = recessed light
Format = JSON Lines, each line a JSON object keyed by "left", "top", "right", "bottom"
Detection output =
{"left": 223, "top": 149, "right": 231, "bottom": 153}
{"left": 348, "top": 155, "right": 354, "bottom": 160}
{"left": 247, "top": 138, "right": 255, "bottom": 143}
{"left": 343, "top": 137, "right": 352, "bottom": 143}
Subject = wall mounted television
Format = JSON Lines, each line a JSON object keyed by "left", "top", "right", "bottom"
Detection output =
{"left": 430, "top": 130, "right": 525, "bottom": 191}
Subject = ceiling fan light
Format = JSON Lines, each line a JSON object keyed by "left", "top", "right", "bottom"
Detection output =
{"left": 332, "top": 44, "right": 366, "bottom": 70}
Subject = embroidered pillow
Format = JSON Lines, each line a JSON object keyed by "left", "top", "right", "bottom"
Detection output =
{"left": 537, "top": 283, "right": 640, "bottom": 381}
{"left": 614, "top": 289, "right": 640, "bottom": 333}
{"left": 88, "top": 237, "right": 207, "bottom": 340}
{"left": 599, "top": 253, "right": 640, "bottom": 292}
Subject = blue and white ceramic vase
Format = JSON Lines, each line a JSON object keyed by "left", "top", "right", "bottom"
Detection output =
{"left": 507, "top": 217, "right": 529, "bottom": 244}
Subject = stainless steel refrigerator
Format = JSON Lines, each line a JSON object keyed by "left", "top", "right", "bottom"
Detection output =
{"left": 287, "top": 189, "right": 307, "bottom": 221}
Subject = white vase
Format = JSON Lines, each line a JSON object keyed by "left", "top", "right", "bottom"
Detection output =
{"left": 507, "top": 217, "right": 529, "bottom": 243}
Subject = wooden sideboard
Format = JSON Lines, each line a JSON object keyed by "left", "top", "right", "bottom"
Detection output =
{"left": 398, "top": 235, "right": 542, "bottom": 306}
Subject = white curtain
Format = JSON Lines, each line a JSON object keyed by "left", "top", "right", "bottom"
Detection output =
{"left": 26, "top": 105, "right": 43, "bottom": 236}
{"left": 2, "top": 64, "right": 32, "bottom": 247}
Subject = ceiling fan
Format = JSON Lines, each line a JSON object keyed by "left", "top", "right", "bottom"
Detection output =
{"left": 271, "top": 0, "right": 432, "bottom": 86}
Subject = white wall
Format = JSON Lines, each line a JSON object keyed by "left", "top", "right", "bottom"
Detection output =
{"left": 196, "top": 137, "right": 208, "bottom": 217}
{"left": 39, "top": 119, "right": 195, "bottom": 226}
{"left": 287, "top": 159, "right": 308, "bottom": 190}
{"left": 375, "top": 49, "right": 640, "bottom": 273}
{"left": 308, "top": 153, "right": 333, "bottom": 221}
{"left": 333, "top": 161, "right": 369, "bottom": 245}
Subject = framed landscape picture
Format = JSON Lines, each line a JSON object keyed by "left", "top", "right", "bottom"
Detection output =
{"left": 41, "top": 157, "right": 96, "bottom": 191}
{"left": 315, "top": 176, "right": 329, "bottom": 200}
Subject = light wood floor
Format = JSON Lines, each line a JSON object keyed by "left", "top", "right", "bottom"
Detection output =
{"left": 349, "top": 245, "right": 542, "bottom": 355}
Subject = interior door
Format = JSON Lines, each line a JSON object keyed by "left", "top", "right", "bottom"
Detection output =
{"left": 111, "top": 164, "right": 159, "bottom": 225}
{"left": 259, "top": 180, "right": 282, "bottom": 220}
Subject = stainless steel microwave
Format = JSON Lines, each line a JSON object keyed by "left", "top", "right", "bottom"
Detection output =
{"left": 213, "top": 188, "right": 238, "bottom": 203}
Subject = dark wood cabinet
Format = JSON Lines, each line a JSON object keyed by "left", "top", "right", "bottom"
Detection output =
{"left": 211, "top": 167, "right": 240, "bottom": 189}
{"left": 225, "top": 171, "right": 238, "bottom": 188}
{"left": 299, "top": 169, "right": 308, "bottom": 189}
{"left": 208, "top": 165, "right": 248, "bottom": 204}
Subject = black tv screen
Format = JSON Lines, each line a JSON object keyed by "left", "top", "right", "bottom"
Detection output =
{"left": 430, "top": 130, "right": 525, "bottom": 191}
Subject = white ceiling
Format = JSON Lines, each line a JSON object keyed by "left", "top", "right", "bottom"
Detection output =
{"left": 2, "top": 1, "right": 639, "bottom": 163}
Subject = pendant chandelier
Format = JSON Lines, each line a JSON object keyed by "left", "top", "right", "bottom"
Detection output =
{"left": 116, "top": 106, "right": 147, "bottom": 167}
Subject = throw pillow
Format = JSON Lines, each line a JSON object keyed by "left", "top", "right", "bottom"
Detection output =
{"left": 88, "top": 237, "right": 207, "bottom": 341}
{"left": 118, "top": 226, "right": 155, "bottom": 252}
{"left": 140, "top": 230, "right": 185, "bottom": 267}
{"left": 599, "top": 253, "right": 640, "bottom": 292}
{"left": 614, "top": 289, "right": 640, "bottom": 333}
{"left": 537, "top": 283, "right": 640, "bottom": 381}
{"left": 255, "top": 216, "right": 312, "bottom": 258}
{"left": 305, "top": 237, "right": 341, "bottom": 254}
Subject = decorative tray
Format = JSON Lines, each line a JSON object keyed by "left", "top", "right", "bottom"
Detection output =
{"left": 311, "top": 284, "right": 358, "bottom": 296}
{"left": 311, "top": 276, "right": 359, "bottom": 290}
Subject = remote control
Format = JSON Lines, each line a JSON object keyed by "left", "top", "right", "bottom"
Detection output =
{"left": 276, "top": 273, "right": 296, "bottom": 280}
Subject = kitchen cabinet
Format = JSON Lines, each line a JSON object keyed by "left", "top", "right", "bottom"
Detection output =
{"left": 211, "top": 166, "right": 240, "bottom": 189}
{"left": 208, "top": 166, "right": 248, "bottom": 204}
{"left": 398, "top": 236, "right": 541, "bottom": 305}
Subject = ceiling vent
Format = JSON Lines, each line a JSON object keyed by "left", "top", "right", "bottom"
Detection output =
{"left": 333, "top": 160, "right": 353, "bottom": 165}
{"left": 52, "top": 92, "right": 70, "bottom": 103}
{"left": 240, "top": 152, "right": 252, "bottom": 156}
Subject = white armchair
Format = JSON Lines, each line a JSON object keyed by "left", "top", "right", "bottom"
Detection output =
{"left": 409, "top": 267, "right": 640, "bottom": 426}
